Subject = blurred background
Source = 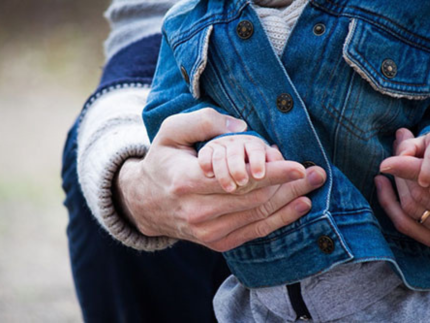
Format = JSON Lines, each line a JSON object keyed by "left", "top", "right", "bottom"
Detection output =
{"left": 0, "top": 0, "right": 110, "bottom": 321}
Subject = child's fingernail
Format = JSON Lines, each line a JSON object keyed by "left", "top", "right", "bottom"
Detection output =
{"left": 295, "top": 200, "right": 311, "bottom": 214}
{"left": 226, "top": 118, "right": 247, "bottom": 132}
{"left": 253, "top": 170, "right": 265, "bottom": 179}
{"left": 419, "top": 179, "right": 429, "bottom": 188}
{"left": 225, "top": 183, "right": 237, "bottom": 192}
{"left": 237, "top": 178, "right": 248, "bottom": 186}
{"left": 206, "top": 171, "right": 214, "bottom": 178}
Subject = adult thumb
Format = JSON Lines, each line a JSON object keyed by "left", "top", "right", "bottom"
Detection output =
{"left": 156, "top": 108, "right": 247, "bottom": 146}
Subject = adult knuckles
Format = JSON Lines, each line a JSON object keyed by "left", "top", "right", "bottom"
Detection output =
{"left": 254, "top": 222, "right": 271, "bottom": 238}
{"left": 190, "top": 225, "right": 217, "bottom": 244}
{"left": 169, "top": 175, "right": 194, "bottom": 196}
{"left": 255, "top": 200, "right": 274, "bottom": 220}
{"left": 182, "top": 203, "right": 214, "bottom": 225}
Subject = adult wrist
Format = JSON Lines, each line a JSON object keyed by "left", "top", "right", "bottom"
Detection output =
{"left": 112, "top": 158, "right": 142, "bottom": 229}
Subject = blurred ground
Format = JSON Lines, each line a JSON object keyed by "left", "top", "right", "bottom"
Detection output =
{"left": 0, "top": 0, "right": 110, "bottom": 321}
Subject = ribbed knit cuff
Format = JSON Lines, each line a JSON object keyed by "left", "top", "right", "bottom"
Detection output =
{"left": 77, "top": 87, "right": 177, "bottom": 251}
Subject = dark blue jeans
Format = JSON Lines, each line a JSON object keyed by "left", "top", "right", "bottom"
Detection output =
{"left": 62, "top": 119, "right": 230, "bottom": 323}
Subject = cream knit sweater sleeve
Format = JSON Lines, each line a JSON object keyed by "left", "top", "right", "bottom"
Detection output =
{"left": 76, "top": 0, "right": 177, "bottom": 251}
{"left": 77, "top": 87, "right": 177, "bottom": 250}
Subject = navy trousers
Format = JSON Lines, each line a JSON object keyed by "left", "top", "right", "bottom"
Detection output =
{"left": 62, "top": 119, "right": 230, "bottom": 323}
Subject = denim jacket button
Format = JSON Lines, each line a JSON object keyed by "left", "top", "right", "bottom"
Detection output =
{"left": 237, "top": 20, "right": 254, "bottom": 40}
{"left": 318, "top": 236, "right": 335, "bottom": 254}
{"left": 381, "top": 59, "right": 397, "bottom": 79}
{"left": 302, "top": 161, "right": 317, "bottom": 168}
{"left": 313, "top": 23, "right": 326, "bottom": 36}
{"left": 276, "top": 93, "right": 294, "bottom": 112}
{"left": 181, "top": 66, "right": 190, "bottom": 84}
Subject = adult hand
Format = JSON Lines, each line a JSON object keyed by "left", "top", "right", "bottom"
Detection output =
{"left": 375, "top": 128, "right": 430, "bottom": 246}
{"left": 116, "top": 108, "right": 327, "bottom": 252}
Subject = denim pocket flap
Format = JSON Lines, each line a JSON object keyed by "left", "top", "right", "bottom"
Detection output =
{"left": 343, "top": 19, "right": 430, "bottom": 100}
{"left": 171, "top": 25, "right": 213, "bottom": 99}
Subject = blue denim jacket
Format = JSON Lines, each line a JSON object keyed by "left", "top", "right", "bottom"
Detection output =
{"left": 144, "top": 0, "right": 430, "bottom": 289}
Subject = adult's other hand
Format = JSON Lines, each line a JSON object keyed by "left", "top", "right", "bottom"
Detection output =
{"left": 116, "top": 108, "right": 327, "bottom": 252}
{"left": 376, "top": 128, "right": 430, "bottom": 246}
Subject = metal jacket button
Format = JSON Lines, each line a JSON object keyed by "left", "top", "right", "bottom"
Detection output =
{"left": 313, "top": 23, "right": 326, "bottom": 36}
{"left": 318, "top": 236, "right": 335, "bottom": 254}
{"left": 237, "top": 20, "right": 254, "bottom": 40}
{"left": 181, "top": 66, "right": 190, "bottom": 84}
{"left": 302, "top": 161, "right": 317, "bottom": 169}
{"left": 276, "top": 93, "right": 294, "bottom": 113}
{"left": 381, "top": 59, "right": 397, "bottom": 79}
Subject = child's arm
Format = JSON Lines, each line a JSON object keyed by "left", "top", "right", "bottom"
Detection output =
{"left": 143, "top": 35, "right": 262, "bottom": 145}
{"left": 144, "top": 35, "right": 219, "bottom": 142}
{"left": 198, "top": 135, "right": 283, "bottom": 192}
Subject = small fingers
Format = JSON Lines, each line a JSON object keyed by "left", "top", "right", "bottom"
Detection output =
{"left": 226, "top": 140, "right": 249, "bottom": 187}
{"left": 212, "top": 145, "right": 237, "bottom": 192}
{"left": 198, "top": 145, "right": 214, "bottom": 177}
{"left": 245, "top": 140, "right": 267, "bottom": 180}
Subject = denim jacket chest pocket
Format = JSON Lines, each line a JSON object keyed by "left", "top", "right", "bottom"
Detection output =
{"left": 322, "top": 18, "right": 430, "bottom": 142}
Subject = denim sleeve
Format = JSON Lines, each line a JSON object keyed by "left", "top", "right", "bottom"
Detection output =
{"left": 143, "top": 35, "right": 216, "bottom": 142}
{"left": 143, "top": 36, "right": 263, "bottom": 145}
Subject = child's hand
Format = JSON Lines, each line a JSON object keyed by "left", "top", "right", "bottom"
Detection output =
{"left": 198, "top": 135, "right": 283, "bottom": 192}
{"left": 376, "top": 128, "right": 430, "bottom": 246}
